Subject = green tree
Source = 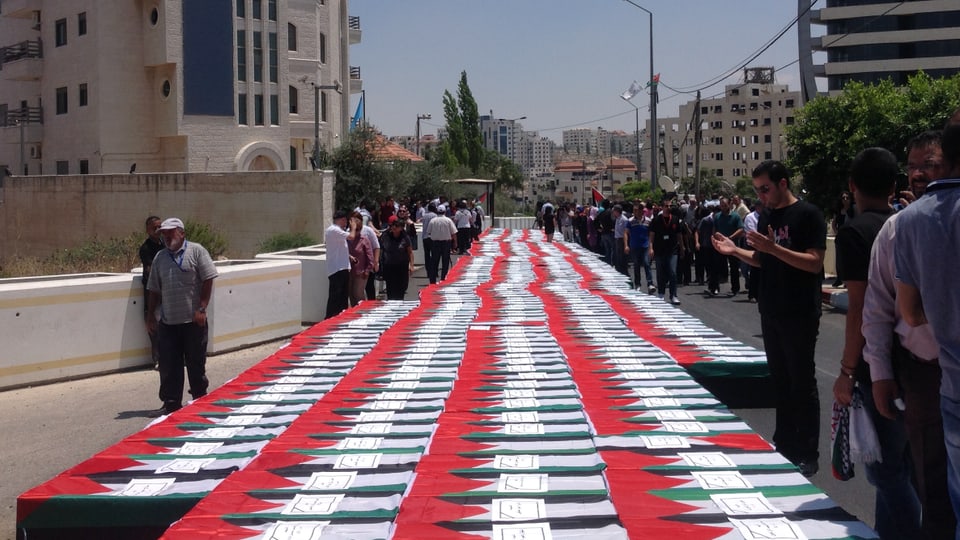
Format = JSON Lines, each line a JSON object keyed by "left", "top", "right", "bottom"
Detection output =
{"left": 457, "top": 71, "right": 484, "bottom": 173}
{"left": 786, "top": 72, "right": 960, "bottom": 216}
{"left": 440, "top": 90, "right": 466, "bottom": 169}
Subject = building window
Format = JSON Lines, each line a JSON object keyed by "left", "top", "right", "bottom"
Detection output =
{"left": 764, "top": 134, "right": 771, "bottom": 143}
{"left": 236, "top": 0, "right": 245, "bottom": 17}
{"left": 79, "top": 160, "right": 89, "bottom": 174}
{"left": 79, "top": 83, "right": 88, "bottom": 107}
{"left": 786, "top": 116, "right": 795, "bottom": 125}
{"left": 270, "top": 94, "right": 279, "bottom": 125}
{"left": 289, "top": 86, "right": 298, "bottom": 114}
{"left": 785, "top": 99, "right": 795, "bottom": 108}
{"left": 289, "top": 146, "right": 297, "bottom": 170}
{"left": 752, "top": 88, "right": 760, "bottom": 96}
{"left": 321, "top": 91, "right": 327, "bottom": 122}
{"left": 765, "top": 151, "right": 772, "bottom": 160}
{"left": 150, "top": 7, "right": 159, "bottom": 26}
{"left": 237, "top": 30, "right": 246, "bottom": 81}
{"left": 254, "top": 94, "right": 264, "bottom": 125}
{"left": 253, "top": 31, "right": 262, "bottom": 82}
{"left": 56, "top": 161, "right": 69, "bottom": 174}
{"left": 161, "top": 80, "right": 171, "bottom": 98}
{"left": 319, "top": 33, "right": 326, "bottom": 63}
{"left": 78, "top": 12, "right": 87, "bottom": 36}
{"left": 56, "top": 87, "right": 68, "bottom": 114}
{"left": 268, "top": 32, "right": 278, "bottom": 83}
{"left": 252, "top": 0, "right": 261, "bottom": 19}
{"left": 238, "top": 93, "right": 247, "bottom": 125}
{"left": 268, "top": 0, "right": 277, "bottom": 21}
{"left": 288, "top": 23, "right": 297, "bottom": 51}
{"left": 716, "top": 169, "right": 723, "bottom": 177}
{"left": 55, "top": 18, "right": 67, "bottom": 46}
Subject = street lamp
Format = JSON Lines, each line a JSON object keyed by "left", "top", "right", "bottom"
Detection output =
{"left": 415, "top": 114, "right": 431, "bottom": 156}
{"left": 300, "top": 77, "right": 342, "bottom": 169}
{"left": 622, "top": 0, "right": 657, "bottom": 194}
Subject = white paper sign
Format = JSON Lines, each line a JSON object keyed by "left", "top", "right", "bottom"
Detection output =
{"left": 492, "top": 523, "right": 553, "bottom": 540}
{"left": 357, "top": 411, "right": 394, "bottom": 422}
{"left": 154, "top": 458, "right": 215, "bottom": 474}
{"left": 503, "top": 398, "right": 540, "bottom": 409}
{"left": 219, "top": 415, "right": 263, "bottom": 426}
{"left": 337, "top": 437, "right": 383, "bottom": 450}
{"left": 172, "top": 442, "right": 223, "bottom": 456}
{"left": 502, "top": 411, "right": 539, "bottom": 423}
{"left": 493, "top": 455, "right": 539, "bottom": 470}
{"left": 262, "top": 520, "right": 331, "bottom": 540}
{"left": 492, "top": 499, "right": 547, "bottom": 521}
{"left": 710, "top": 492, "right": 782, "bottom": 516}
{"left": 654, "top": 410, "right": 696, "bottom": 421}
{"left": 678, "top": 452, "right": 737, "bottom": 468}
{"left": 641, "top": 435, "right": 691, "bottom": 449}
{"left": 193, "top": 427, "right": 244, "bottom": 439}
{"left": 661, "top": 421, "right": 709, "bottom": 433}
{"left": 281, "top": 494, "right": 345, "bottom": 515}
{"left": 351, "top": 423, "right": 392, "bottom": 435}
{"left": 334, "top": 453, "right": 382, "bottom": 469}
{"left": 728, "top": 518, "right": 806, "bottom": 540}
{"left": 236, "top": 404, "right": 275, "bottom": 414}
{"left": 497, "top": 474, "right": 548, "bottom": 493}
{"left": 113, "top": 478, "right": 175, "bottom": 497}
{"left": 305, "top": 471, "right": 357, "bottom": 491}
{"left": 691, "top": 471, "right": 753, "bottom": 490}
{"left": 504, "top": 423, "right": 545, "bottom": 435}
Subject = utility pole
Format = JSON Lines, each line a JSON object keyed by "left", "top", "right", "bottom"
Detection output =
{"left": 416, "top": 113, "right": 431, "bottom": 156}
{"left": 694, "top": 91, "right": 702, "bottom": 201}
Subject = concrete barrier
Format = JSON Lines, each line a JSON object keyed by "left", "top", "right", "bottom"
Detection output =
{"left": 0, "top": 259, "right": 302, "bottom": 390}
{"left": 255, "top": 246, "right": 328, "bottom": 325}
{"left": 493, "top": 216, "right": 536, "bottom": 230}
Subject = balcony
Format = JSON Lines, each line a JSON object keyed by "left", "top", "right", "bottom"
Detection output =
{"left": 0, "top": 0, "right": 42, "bottom": 19}
{"left": 348, "top": 16, "right": 362, "bottom": 45}
{"left": 0, "top": 107, "right": 44, "bottom": 145}
{"left": 0, "top": 39, "right": 43, "bottom": 80}
{"left": 348, "top": 65, "right": 362, "bottom": 94}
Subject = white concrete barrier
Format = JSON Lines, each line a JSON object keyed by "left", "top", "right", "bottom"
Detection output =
{"left": 493, "top": 216, "right": 536, "bottom": 230}
{"left": 0, "top": 259, "right": 302, "bottom": 390}
{"left": 255, "top": 246, "right": 328, "bottom": 324}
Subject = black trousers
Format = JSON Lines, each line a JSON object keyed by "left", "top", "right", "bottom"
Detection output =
{"left": 457, "top": 228, "right": 472, "bottom": 254}
{"left": 427, "top": 240, "right": 452, "bottom": 283}
{"left": 158, "top": 321, "right": 209, "bottom": 409}
{"left": 383, "top": 263, "right": 410, "bottom": 300}
{"left": 725, "top": 254, "right": 741, "bottom": 293}
{"left": 761, "top": 314, "right": 820, "bottom": 464}
{"left": 325, "top": 269, "right": 350, "bottom": 319}
{"left": 422, "top": 238, "right": 434, "bottom": 271}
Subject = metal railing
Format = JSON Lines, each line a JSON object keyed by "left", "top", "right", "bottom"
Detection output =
{"left": 0, "top": 39, "right": 43, "bottom": 68}
{"left": 1, "top": 107, "right": 43, "bottom": 127}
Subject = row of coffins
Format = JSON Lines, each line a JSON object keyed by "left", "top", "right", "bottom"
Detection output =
{"left": 17, "top": 229, "right": 874, "bottom": 539}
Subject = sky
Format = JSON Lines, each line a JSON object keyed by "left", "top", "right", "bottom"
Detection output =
{"left": 349, "top": 0, "right": 822, "bottom": 142}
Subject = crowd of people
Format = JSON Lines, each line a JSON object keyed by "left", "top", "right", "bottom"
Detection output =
{"left": 536, "top": 193, "right": 762, "bottom": 305}
{"left": 323, "top": 195, "right": 486, "bottom": 319}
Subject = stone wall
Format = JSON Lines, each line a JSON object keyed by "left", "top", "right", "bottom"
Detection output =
{"left": 0, "top": 170, "right": 335, "bottom": 261}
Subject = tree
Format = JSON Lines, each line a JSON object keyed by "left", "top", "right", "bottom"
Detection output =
{"left": 440, "top": 90, "right": 466, "bottom": 169}
{"left": 457, "top": 71, "right": 484, "bottom": 173}
{"left": 786, "top": 72, "right": 960, "bottom": 216}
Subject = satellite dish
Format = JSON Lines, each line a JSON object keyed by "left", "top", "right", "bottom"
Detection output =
{"left": 658, "top": 175, "right": 679, "bottom": 193}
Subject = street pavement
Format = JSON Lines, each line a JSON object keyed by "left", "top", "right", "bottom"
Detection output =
{"left": 0, "top": 245, "right": 875, "bottom": 538}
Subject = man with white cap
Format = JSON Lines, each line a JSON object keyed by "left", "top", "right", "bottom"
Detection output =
{"left": 146, "top": 217, "right": 219, "bottom": 416}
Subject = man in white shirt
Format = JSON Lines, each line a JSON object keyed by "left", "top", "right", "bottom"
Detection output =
{"left": 324, "top": 210, "right": 360, "bottom": 319}
{"left": 424, "top": 210, "right": 457, "bottom": 283}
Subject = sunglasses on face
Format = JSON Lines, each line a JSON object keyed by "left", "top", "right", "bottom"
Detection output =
{"left": 754, "top": 184, "right": 772, "bottom": 195}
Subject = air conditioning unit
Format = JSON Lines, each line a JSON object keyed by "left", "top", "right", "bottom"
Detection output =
{"left": 31, "top": 11, "right": 41, "bottom": 31}
{"left": 29, "top": 144, "right": 42, "bottom": 159}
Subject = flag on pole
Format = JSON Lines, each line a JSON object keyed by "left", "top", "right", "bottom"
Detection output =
{"left": 477, "top": 192, "right": 487, "bottom": 203}
{"left": 645, "top": 73, "right": 661, "bottom": 88}
{"left": 592, "top": 187, "right": 605, "bottom": 205}
{"left": 349, "top": 94, "right": 364, "bottom": 131}
{"left": 620, "top": 80, "right": 643, "bottom": 101}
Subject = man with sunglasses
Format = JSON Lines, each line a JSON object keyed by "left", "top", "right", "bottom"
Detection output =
{"left": 713, "top": 160, "right": 826, "bottom": 477}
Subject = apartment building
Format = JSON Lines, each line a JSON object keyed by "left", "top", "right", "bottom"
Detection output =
{"left": 644, "top": 68, "right": 800, "bottom": 183}
{"left": 0, "top": 0, "right": 360, "bottom": 175}
{"left": 798, "top": 0, "right": 960, "bottom": 101}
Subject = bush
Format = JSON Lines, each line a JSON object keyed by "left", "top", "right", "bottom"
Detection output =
{"left": 257, "top": 232, "right": 318, "bottom": 254}
{"left": 184, "top": 220, "right": 228, "bottom": 258}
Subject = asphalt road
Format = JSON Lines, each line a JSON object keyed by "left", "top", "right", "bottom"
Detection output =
{"left": 0, "top": 249, "right": 874, "bottom": 538}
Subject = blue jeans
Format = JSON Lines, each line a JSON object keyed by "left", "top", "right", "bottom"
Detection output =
{"left": 654, "top": 253, "right": 677, "bottom": 298}
{"left": 630, "top": 247, "right": 654, "bottom": 289}
{"left": 860, "top": 379, "right": 921, "bottom": 539}
{"left": 940, "top": 394, "right": 960, "bottom": 540}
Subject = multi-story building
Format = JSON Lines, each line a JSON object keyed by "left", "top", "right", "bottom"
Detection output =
{"left": 0, "top": 0, "right": 359, "bottom": 175}
{"left": 646, "top": 68, "right": 800, "bottom": 184}
{"left": 798, "top": 0, "right": 960, "bottom": 101}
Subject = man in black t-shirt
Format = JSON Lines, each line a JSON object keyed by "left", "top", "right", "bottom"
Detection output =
{"left": 831, "top": 148, "right": 920, "bottom": 538}
{"left": 713, "top": 161, "right": 826, "bottom": 477}
{"left": 648, "top": 202, "right": 688, "bottom": 305}
{"left": 139, "top": 215, "right": 164, "bottom": 369}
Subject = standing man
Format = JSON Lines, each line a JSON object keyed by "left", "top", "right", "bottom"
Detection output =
{"left": 713, "top": 197, "right": 744, "bottom": 297}
{"left": 454, "top": 200, "right": 474, "bottom": 255}
{"left": 139, "top": 216, "right": 164, "bottom": 370}
{"left": 146, "top": 218, "right": 218, "bottom": 416}
{"left": 596, "top": 201, "right": 616, "bottom": 265}
{"left": 324, "top": 210, "right": 360, "bottom": 319}
{"left": 649, "top": 200, "right": 687, "bottom": 305}
{"left": 713, "top": 161, "right": 826, "bottom": 477}
{"left": 743, "top": 200, "right": 762, "bottom": 302}
{"left": 612, "top": 204, "right": 629, "bottom": 275}
{"left": 424, "top": 208, "right": 457, "bottom": 284}
{"left": 896, "top": 123, "right": 960, "bottom": 537}
{"left": 624, "top": 202, "right": 655, "bottom": 293}
{"left": 420, "top": 203, "right": 437, "bottom": 272}
{"left": 831, "top": 148, "right": 920, "bottom": 538}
